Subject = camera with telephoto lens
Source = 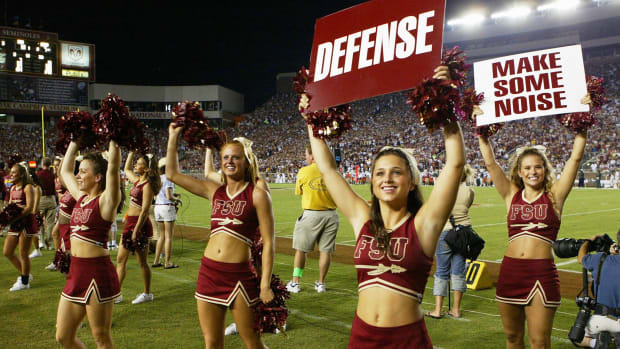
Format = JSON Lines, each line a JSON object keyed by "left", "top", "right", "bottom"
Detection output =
{"left": 569, "top": 295, "right": 597, "bottom": 345}
{"left": 553, "top": 234, "right": 615, "bottom": 258}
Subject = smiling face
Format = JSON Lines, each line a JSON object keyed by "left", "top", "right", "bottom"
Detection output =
{"left": 220, "top": 144, "right": 248, "bottom": 181}
{"left": 9, "top": 165, "right": 21, "bottom": 184}
{"left": 371, "top": 154, "right": 414, "bottom": 205}
{"left": 518, "top": 154, "right": 546, "bottom": 189}
{"left": 76, "top": 159, "right": 102, "bottom": 192}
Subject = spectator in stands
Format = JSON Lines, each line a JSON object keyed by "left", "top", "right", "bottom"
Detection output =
{"left": 305, "top": 66, "right": 465, "bottom": 348}
{"left": 478, "top": 94, "right": 589, "bottom": 348}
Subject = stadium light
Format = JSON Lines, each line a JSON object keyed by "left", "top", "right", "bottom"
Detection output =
{"left": 537, "top": 0, "right": 580, "bottom": 12}
{"left": 491, "top": 6, "right": 531, "bottom": 20}
{"left": 447, "top": 13, "right": 485, "bottom": 27}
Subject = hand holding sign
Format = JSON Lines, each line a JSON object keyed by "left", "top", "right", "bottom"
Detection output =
{"left": 474, "top": 45, "right": 589, "bottom": 126}
{"left": 554, "top": 75, "right": 607, "bottom": 133}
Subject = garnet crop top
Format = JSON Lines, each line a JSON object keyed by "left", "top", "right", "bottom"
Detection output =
{"left": 354, "top": 215, "right": 433, "bottom": 303}
{"left": 210, "top": 183, "right": 259, "bottom": 247}
{"left": 508, "top": 190, "right": 560, "bottom": 245}
{"left": 129, "top": 181, "right": 148, "bottom": 209}
{"left": 70, "top": 195, "right": 112, "bottom": 248}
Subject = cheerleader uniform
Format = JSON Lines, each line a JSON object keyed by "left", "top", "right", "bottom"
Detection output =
{"left": 7, "top": 185, "right": 37, "bottom": 237}
{"left": 121, "top": 181, "right": 153, "bottom": 244}
{"left": 495, "top": 190, "right": 561, "bottom": 307}
{"left": 195, "top": 183, "right": 260, "bottom": 307}
{"left": 349, "top": 214, "right": 433, "bottom": 349}
{"left": 61, "top": 195, "right": 120, "bottom": 303}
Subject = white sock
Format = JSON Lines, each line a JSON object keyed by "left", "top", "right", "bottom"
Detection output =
{"left": 589, "top": 338, "right": 596, "bottom": 348}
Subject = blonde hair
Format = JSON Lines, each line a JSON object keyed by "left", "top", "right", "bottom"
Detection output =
{"left": 509, "top": 146, "right": 557, "bottom": 211}
{"left": 221, "top": 137, "right": 259, "bottom": 185}
{"left": 461, "top": 164, "right": 475, "bottom": 183}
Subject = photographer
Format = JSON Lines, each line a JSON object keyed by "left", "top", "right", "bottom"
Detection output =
{"left": 576, "top": 230, "right": 620, "bottom": 348}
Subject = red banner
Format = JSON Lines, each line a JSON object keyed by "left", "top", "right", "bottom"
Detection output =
{"left": 306, "top": 0, "right": 445, "bottom": 112}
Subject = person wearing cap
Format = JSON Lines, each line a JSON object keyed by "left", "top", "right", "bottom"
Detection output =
{"left": 285, "top": 143, "right": 339, "bottom": 294}
{"left": 152, "top": 157, "right": 180, "bottom": 269}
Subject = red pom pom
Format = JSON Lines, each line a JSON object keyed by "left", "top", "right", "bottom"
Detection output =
{"left": 93, "top": 93, "right": 149, "bottom": 151}
{"left": 555, "top": 112, "right": 596, "bottom": 133}
{"left": 292, "top": 66, "right": 310, "bottom": 95}
{"left": 456, "top": 88, "right": 485, "bottom": 121}
{"left": 586, "top": 75, "right": 607, "bottom": 112}
{"left": 171, "top": 101, "right": 226, "bottom": 150}
{"left": 442, "top": 46, "right": 471, "bottom": 87}
{"left": 253, "top": 274, "right": 290, "bottom": 334}
{"left": 56, "top": 111, "right": 97, "bottom": 153}
{"left": 53, "top": 250, "right": 71, "bottom": 274}
{"left": 293, "top": 66, "right": 354, "bottom": 138}
{"left": 121, "top": 232, "right": 149, "bottom": 252}
{"left": 305, "top": 105, "right": 354, "bottom": 140}
{"left": 0, "top": 203, "right": 24, "bottom": 230}
{"left": 476, "top": 123, "right": 505, "bottom": 138}
{"left": 407, "top": 78, "right": 460, "bottom": 133}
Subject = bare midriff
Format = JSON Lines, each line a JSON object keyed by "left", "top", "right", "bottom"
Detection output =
{"left": 356, "top": 287, "right": 421, "bottom": 327}
{"left": 505, "top": 237, "right": 553, "bottom": 259}
{"left": 204, "top": 233, "right": 251, "bottom": 263}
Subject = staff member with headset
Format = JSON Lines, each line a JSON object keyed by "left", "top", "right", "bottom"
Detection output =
{"left": 286, "top": 144, "right": 339, "bottom": 294}
{"left": 577, "top": 229, "right": 620, "bottom": 348}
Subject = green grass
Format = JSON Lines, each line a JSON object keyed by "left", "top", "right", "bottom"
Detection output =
{"left": 1, "top": 184, "right": 618, "bottom": 348}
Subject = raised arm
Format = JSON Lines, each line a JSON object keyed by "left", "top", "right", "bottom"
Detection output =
{"left": 478, "top": 135, "right": 515, "bottom": 203}
{"left": 124, "top": 151, "right": 139, "bottom": 183}
{"left": 416, "top": 121, "right": 466, "bottom": 257}
{"left": 60, "top": 141, "right": 81, "bottom": 200}
{"left": 204, "top": 147, "right": 223, "bottom": 184}
{"left": 165, "top": 123, "right": 217, "bottom": 200}
{"left": 100, "top": 140, "right": 121, "bottom": 222}
{"left": 307, "top": 125, "right": 369, "bottom": 235}
{"left": 254, "top": 187, "right": 275, "bottom": 304}
{"left": 552, "top": 131, "right": 586, "bottom": 211}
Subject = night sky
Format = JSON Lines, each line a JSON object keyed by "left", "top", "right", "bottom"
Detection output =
{"left": 5, "top": 1, "right": 512, "bottom": 111}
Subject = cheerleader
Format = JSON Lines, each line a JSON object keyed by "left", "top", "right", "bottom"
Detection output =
{"left": 167, "top": 124, "right": 275, "bottom": 349}
{"left": 55, "top": 140, "right": 121, "bottom": 348}
{"left": 3, "top": 163, "right": 37, "bottom": 291}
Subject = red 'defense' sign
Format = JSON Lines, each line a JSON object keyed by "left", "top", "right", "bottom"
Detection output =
{"left": 305, "top": 0, "right": 446, "bottom": 112}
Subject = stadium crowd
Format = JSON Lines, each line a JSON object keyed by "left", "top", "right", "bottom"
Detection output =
{"left": 1, "top": 63, "right": 618, "bottom": 188}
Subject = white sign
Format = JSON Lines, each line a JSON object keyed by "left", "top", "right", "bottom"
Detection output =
{"left": 61, "top": 43, "right": 90, "bottom": 68}
{"left": 474, "top": 45, "right": 589, "bottom": 126}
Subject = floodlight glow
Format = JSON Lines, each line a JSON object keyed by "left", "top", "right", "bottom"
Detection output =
{"left": 491, "top": 6, "right": 531, "bottom": 19}
{"left": 448, "top": 12, "right": 485, "bottom": 27}
{"left": 537, "top": 0, "right": 580, "bottom": 11}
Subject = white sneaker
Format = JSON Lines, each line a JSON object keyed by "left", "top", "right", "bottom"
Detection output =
{"left": 38, "top": 243, "right": 45, "bottom": 249}
{"left": 275, "top": 323, "right": 287, "bottom": 334}
{"left": 9, "top": 279, "right": 30, "bottom": 291}
{"left": 131, "top": 293, "right": 154, "bottom": 304}
{"left": 45, "top": 262, "right": 57, "bottom": 271}
{"left": 110, "top": 243, "right": 118, "bottom": 250}
{"left": 29, "top": 249, "right": 43, "bottom": 258}
{"left": 224, "top": 323, "right": 239, "bottom": 336}
{"left": 286, "top": 281, "right": 300, "bottom": 294}
{"left": 114, "top": 295, "right": 123, "bottom": 304}
{"left": 314, "top": 281, "right": 326, "bottom": 293}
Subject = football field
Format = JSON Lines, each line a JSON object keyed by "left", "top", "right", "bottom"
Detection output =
{"left": 0, "top": 184, "right": 618, "bottom": 348}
